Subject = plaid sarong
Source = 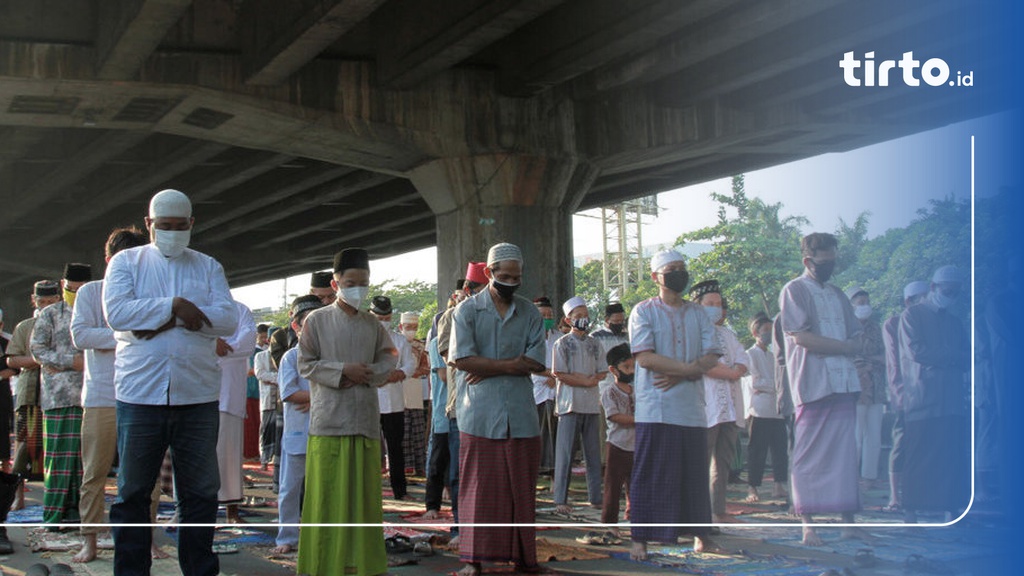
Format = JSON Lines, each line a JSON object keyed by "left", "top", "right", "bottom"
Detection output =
{"left": 458, "top": 433, "right": 540, "bottom": 566}
{"left": 14, "top": 405, "right": 44, "bottom": 478}
{"left": 402, "top": 408, "right": 428, "bottom": 473}
{"left": 42, "top": 406, "right": 83, "bottom": 524}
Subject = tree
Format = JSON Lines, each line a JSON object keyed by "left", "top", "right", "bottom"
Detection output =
{"left": 368, "top": 279, "right": 438, "bottom": 331}
{"left": 677, "top": 175, "right": 807, "bottom": 344}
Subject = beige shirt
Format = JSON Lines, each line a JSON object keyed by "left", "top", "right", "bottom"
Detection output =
{"left": 298, "top": 303, "right": 397, "bottom": 438}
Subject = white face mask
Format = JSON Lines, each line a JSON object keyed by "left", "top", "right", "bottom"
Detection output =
{"left": 153, "top": 228, "right": 190, "bottom": 258}
{"left": 403, "top": 329, "right": 417, "bottom": 341}
{"left": 703, "top": 305, "right": 723, "bottom": 324}
{"left": 930, "top": 290, "right": 955, "bottom": 309}
{"left": 853, "top": 304, "right": 873, "bottom": 320}
{"left": 338, "top": 286, "right": 369, "bottom": 310}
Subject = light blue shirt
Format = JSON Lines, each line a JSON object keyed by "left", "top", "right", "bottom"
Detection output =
{"left": 103, "top": 244, "right": 238, "bottom": 406}
{"left": 427, "top": 337, "right": 449, "bottom": 434}
{"left": 450, "top": 290, "right": 546, "bottom": 439}
{"left": 279, "top": 347, "right": 310, "bottom": 455}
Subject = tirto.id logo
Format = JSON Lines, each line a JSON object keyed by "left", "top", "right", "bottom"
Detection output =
{"left": 840, "top": 51, "right": 973, "bottom": 87}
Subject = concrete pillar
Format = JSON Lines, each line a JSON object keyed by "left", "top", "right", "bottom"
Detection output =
{"left": 410, "top": 153, "right": 599, "bottom": 308}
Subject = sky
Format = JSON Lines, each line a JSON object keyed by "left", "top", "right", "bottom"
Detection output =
{"left": 231, "top": 112, "right": 1003, "bottom": 312}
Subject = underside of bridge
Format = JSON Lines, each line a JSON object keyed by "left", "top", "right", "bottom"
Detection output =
{"left": 0, "top": 0, "right": 1007, "bottom": 320}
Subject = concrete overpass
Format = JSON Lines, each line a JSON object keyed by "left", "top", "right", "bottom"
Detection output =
{"left": 0, "top": 0, "right": 1007, "bottom": 321}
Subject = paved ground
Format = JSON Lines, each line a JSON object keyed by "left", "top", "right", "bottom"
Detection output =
{"left": 0, "top": 462, "right": 1004, "bottom": 575}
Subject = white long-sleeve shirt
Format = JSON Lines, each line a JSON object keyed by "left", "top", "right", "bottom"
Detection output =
{"left": 377, "top": 331, "right": 416, "bottom": 414}
{"left": 70, "top": 280, "right": 118, "bottom": 408}
{"left": 254, "top": 348, "right": 279, "bottom": 411}
{"left": 103, "top": 244, "right": 238, "bottom": 406}
{"left": 218, "top": 302, "right": 257, "bottom": 417}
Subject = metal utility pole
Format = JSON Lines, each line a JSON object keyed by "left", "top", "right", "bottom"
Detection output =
{"left": 600, "top": 196, "right": 659, "bottom": 298}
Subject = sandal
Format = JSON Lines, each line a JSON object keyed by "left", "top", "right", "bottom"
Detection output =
{"left": 212, "top": 543, "right": 239, "bottom": 554}
{"left": 600, "top": 532, "right": 622, "bottom": 545}
{"left": 49, "top": 564, "right": 75, "bottom": 576}
{"left": 26, "top": 565, "right": 50, "bottom": 576}
{"left": 385, "top": 535, "right": 414, "bottom": 553}
{"left": 904, "top": 554, "right": 954, "bottom": 575}
{"left": 413, "top": 541, "right": 434, "bottom": 556}
{"left": 574, "top": 531, "right": 604, "bottom": 545}
{"left": 854, "top": 549, "right": 876, "bottom": 568}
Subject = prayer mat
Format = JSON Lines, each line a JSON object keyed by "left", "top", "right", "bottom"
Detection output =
{"left": 764, "top": 529, "right": 987, "bottom": 564}
{"left": 610, "top": 549, "right": 829, "bottom": 576}
{"left": 401, "top": 509, "right": 455, "bottom": 524}
{"left": 383, "top": 525, "right": 434, "bottom": 540}
{"left": 4, "top": 504, "right": 44, "bottom": 523}
{"left": 536, "top": 506, "right": 603, "bottom": 524}
{"left": 534, "top": 538, "right": 609, "bottom": 562}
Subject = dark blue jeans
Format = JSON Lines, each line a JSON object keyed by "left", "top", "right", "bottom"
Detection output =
{"left": 111, "top": 401, "right": 220, "bottom": 576}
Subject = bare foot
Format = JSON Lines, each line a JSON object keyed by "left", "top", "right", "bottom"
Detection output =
{"left": 744, "top": 487, "right": 760, "bottom": 503}
{"left": 421, "top": 509, "right": 440, "bottom": 520}
{"left": 151, "top": 544, "right": 170, "bottom": 559}
{"left": 630, "top": 540, "right": 648, "bottom": 561}
{"left": 270, "top": 544, "right": 294, "bottom": 555}
{"left": 448, "top": 535, "right": 460, "bottom": 549}
{"left": 72, "top": 535, "right": 98, "bottom": 563}
{"left": 801, "top": 526, "right": 823, "bottom": 546}
{"left": 395, "top": 494, "right": 415, "bottom": 502}
{"left": 694, "top": 535, "right": 727, "bottom": 553}
{"left": 840, "top": 526, "right": 875, "bottom": 543}
{"left": 555, "top": 504, "right": 572, "bottom": 515}
{"left": 772, "top": 485, "right": 789, "bottom": 499}
{"left": 456, "top": 562, "right": 481, "bottom": 576}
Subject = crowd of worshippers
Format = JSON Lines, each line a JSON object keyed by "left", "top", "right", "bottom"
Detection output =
{"left": 0, "top": 187, "right": 970, "bottom": 576}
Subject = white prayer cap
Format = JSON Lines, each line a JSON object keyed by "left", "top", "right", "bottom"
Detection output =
{"left": 650, "top": 249, "right": 685, "bottom": 273}
{"left": 400, "top": 311, "right": 419, "bottom": 323}
{"left": 487, "top": 242, "right": 522, "bottom": 266}
{"left": 149, "top": 189, "right": 192, "bottom": 219}
{"left": 844, "top": 285, "right": 867, "bottom": 300}
{"left": 931, "top": 265, "right": 961, "bottom": 284}
{"left": 903, "top": 281, "right": 929, "bottom": 301}
{"left": 562, "top": 296, "right": 586, "bottom": 316}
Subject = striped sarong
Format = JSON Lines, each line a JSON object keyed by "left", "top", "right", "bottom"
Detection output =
{"left": 791, "top": 393, "right": 859, "bottom": 515}
{"left": 42, "top": 406, "right": 83, "bottom": 524}
{"left": 630, "top": 423, "right": 711, "bottom": 544}
{"left": 402, "top": 408, "right": 428, "bottom": 473}
{"left": 458, "top": 433, "right": 540, "bottom": 567}
{"left": 298, "top": 435, "right": 386, "bottom": 576}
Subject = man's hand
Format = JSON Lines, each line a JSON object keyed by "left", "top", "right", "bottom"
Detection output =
{"left": 216, "top": 338, "right": 234, "bottom": 357}
{"left": 72, "top": 353, "right": 85, "bottom": 372}
{"left": 385, "top": 369, "right": 406, "bottom": 383}
{"left": 342, "top": 363, "right": 374, "bottom": 386}
{"left": 294, "top": 401, "right": 311, "bottom": 413}
{"left": 172, "top": 297, "right": 212, "bottom": 331}
{"left": 696, "top": 353, "right": 720, "bottom": 373}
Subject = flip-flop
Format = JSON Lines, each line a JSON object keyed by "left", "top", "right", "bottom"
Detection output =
{"left": 212, "top": 543, "right": 239, "bottom": 554}
{"left": 385, "top": 535, "right": 413, "bottom": 553}
{"left": 600, "top": 532, "right": 622, "bottom": 545}
{"left": 26, "top": 564, "right": 50, "bottom": 576}
{"left": 413, "top": 541, "right": 433, "bottom": 556}
{"left": 574, "top": 531, "right": 604, "bottom": 545}
{"left": 49, "top": 564, "right": 75, "bottom": 576}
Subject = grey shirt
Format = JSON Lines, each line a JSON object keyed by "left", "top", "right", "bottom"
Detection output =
{"left": 298, "top": 303, "right": 396, "bottom": 438}
{"left": 898, "top": 300, "right": 969, "bottom": 422}
{"left": 30, "top": 301, "right": 83, "bottom": 411}
{"left": 601, "top": 383, "right": 635, "bottom": 451}
{"left": 552, "top": 332, "right": 604, "bottom": 415}
{"left": 450, "top": 289, "right": 546, "bottom": 439}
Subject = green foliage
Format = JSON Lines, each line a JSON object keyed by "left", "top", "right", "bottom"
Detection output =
{"left": 677, "top": 175, "right": 808, "bottom": 345}
{"left": 573, "top": 257, "right": 660, "bottom": 323}
{"left": 253, "top": 307, "right": 291, "bottom": 330}
{"left": 368, "top": 279, "right": 438, "bottom": 331}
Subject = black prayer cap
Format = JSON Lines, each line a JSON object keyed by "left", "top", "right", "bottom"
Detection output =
{"left": 333, "top": 248, "right": 369, "bottom": 274}
{"left": 455, "top": 279, "right": 466, "bottom": 291}
{"left": 369, "top": 295, "right": 393, "bottom": 316}
{"left": 605, "top": 302, "right": 625, "bottom": 317}
{"left": 310, "top": 271, "right": 333, "bottom": 288}
{"left": 533, "top": 296, "right": 553, "bottom": 308}
{"left": 688, "top": 279, "right": 721, "bottom": 300}
{"left": 291, "top": 294, "right": 324, "bottom": 317}
{"left": 63, "top": 263, "right": 92, "bottom": 282}
{"left": 34, "top": 280, "right": 60, "bottom": 297}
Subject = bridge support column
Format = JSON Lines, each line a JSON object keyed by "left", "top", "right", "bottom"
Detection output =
{"left": 409, "top": 153, "right": 598, "bottom": 307}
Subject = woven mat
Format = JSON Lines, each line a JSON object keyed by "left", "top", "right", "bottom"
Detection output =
{"left": 5, "top": 504, "right": 44, "bottom": 523}
{"left": 535, "top": 537, "right": 609, "bottom": 562}
{"left": 610, "top": 549, "right": 829, "bottom": 576}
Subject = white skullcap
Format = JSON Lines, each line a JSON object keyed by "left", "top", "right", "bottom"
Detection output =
{"left": 400, "top": 311, "right": 419, "bottom": 323}
{"left": 149, "top": 189, "right": 192, "bottom": 219}
{"left": 903, "top": 281, "right": 929, "bottom": 301}
{"left": 932, "top": 265, "right": 961, "bottom": 284}
{"left": 844, "top": 285, "right": 867, "bottom": 300}
{"left": 650, "top": 249, "right": 685, "bottom": 273}
{"left": 562, "top": 296, "right": 586, "bottom": 316}
{"left": 487, "top": 242, "right": 523, "bottom": 266}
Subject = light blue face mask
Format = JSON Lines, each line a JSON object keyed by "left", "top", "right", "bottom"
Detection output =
{"left": 703, "top": 305, "right": 723, "bottom": 324}
{"left": 930, "top": 289, "right": 956, "bottom": 309}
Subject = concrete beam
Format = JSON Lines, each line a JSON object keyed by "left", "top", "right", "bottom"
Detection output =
{"left": 241, "top": 0, "right": 386, "bottom": 85}
{"left": 298, "top": 204, "right": 435, "bottom": 254}
{"left": 496, "top": 0, "right": 733, "bottom": 96}
{"left": 1, "top": 130, "right": 150, "bottom": 225}
{"left": 188, "top": 152, "right": 298, "bottom": 204}
{"left": 376, "top": 0, "right": 564, "bottom": 89}
{"left": 27, "top": 141, "right": 231, "bottom": 249}
{"left": 200, "top": 170, "right": 396, "bottom": 244}
{"left": 96, "top": 0, "right": 195, "bottom": 80}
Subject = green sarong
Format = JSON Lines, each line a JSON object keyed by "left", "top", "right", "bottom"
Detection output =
{"left": 297, "top": 435, "right": 387, "bottom": 576}
{"left": 42, "top": 406, "right": 83, "bottom": 524}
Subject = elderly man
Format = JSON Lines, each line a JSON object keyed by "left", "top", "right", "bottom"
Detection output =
{"left": 104, "top": 189, "right": 238, "bottom": 576}
{"left": 779, "top": 233, "right": 868, "bottom": 546}
{"left": 31, "top": 263, "right": 92, "bottom": 525}
{"left": 899, "top": 265, "right": 970, "bottom": 522}
{"left": 627, "top": 250, "right": 721, "bottom": 561}
{"left": 451, "top": 242, "right": 547, "bottom": 576}
{"left": 296, "top": 248, "right": 396, "bottom": 576}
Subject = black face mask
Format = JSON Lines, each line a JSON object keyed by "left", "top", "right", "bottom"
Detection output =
{"left": 661, "top": 269, "right": 690, "bottom": 294}
{"left": 608, "top": 322, "right": 625, "bottom": 335}
{"left": 808, "top": 259, "right": 836, "bottom": 283}
{"left": 616, "top": 370, "right": 634, "bottom": 384}
{"left": 492, "top": 280, "right": 519, "bottom": 301}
